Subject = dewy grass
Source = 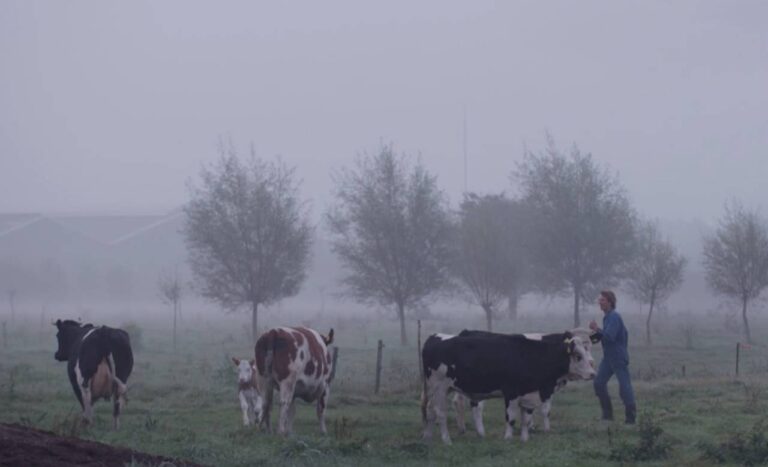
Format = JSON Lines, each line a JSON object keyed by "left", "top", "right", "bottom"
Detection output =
{"left": 1, "top": 308, "right": 768, "bottom": 466}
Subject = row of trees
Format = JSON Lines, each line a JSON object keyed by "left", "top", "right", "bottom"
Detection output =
{"left": 183, "top": 139, "right": 768, "bottom": 345}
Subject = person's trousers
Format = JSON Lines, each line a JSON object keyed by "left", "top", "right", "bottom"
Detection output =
{"left": 593, "top": 358, "right": 636, "bottom": 416}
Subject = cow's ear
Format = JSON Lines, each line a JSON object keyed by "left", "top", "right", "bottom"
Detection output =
{"left": 232, "top": 357, "right": 240, "bottom": 366}
{"left": 249, "top": 359, "right": 256, "bottom": 367}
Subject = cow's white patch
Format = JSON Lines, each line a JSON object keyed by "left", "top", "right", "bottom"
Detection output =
{"left": 434, "top": 333, "right": 455, "bottom": 341}
{"left": 522, "top": 333, "right": 543, "bottom": 341}
{"left": 423, "top": 367, "right": 456, "bottom": 444}
{"left": 82, "top": 327, "right": 98, "bottom": 342}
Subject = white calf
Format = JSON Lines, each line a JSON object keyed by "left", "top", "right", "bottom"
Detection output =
{"left": 232, "top": 357, "right": 262, "bottom": 426}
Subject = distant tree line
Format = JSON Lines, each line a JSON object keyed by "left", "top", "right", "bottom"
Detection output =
{"left": 181, "top": 136, "right": 767, "bottom": 345}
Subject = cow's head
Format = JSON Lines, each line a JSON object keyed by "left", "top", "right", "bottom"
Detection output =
{"left": 563, "top": 334, "right": 596, "bottom": 380}
{"left": 53, "top": 319, "right": 84, "bottom": 362}
{"left": 232, "top": 357, "right": 257, "bottom": 386}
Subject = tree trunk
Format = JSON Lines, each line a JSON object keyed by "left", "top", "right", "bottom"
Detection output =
{"left": 646, "top": 296, "right": 655, "bottom": 346}
{"left": 507, "top": 289, "right": 518, "bottom": 321}
{"left": 398, "top": 302, "right": 408, "bottom": 346}
{"left": 173, "top": 300, "right": 178, "bottom": 350}
{"left": 742, "top": 296, "right": 752, "bottom": 344}
{"left": 484, "top": 304, "right": 493, "bottom": 331}
{"left": 573, "top": 286, "right": 581, "bottom": 328}
{"left": 252, "top": 302, "right": 259, "bottom": 345}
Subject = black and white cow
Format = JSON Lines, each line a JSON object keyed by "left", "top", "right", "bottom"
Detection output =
{"left": 421, "top": 330, "right": 595, "bottom": 444}
{"left": 54, "top": 319, "right": 134, "bottom": 429}
{"left": 451, "top": 329, "right": 598, "bottom": 436}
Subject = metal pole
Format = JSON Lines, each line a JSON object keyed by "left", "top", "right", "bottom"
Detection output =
{"left": 375, "top": 340, "right": 384, "bottom": 394}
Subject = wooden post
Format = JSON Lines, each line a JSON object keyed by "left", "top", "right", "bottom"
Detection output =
{"left": 681, "top": 365, "right": 686, "bottom": 378}
{"left": 375, "top": 339, "right": 384, "bottom": 394}
{"left": 329, "top": 346, "right": 339, "bottom": 382}
{"left": 736, "top": 342, "right": 740, "bottom": 377}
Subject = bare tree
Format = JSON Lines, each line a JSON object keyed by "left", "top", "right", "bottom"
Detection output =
{"left": 702, "top": 203, "right": 768, "bottom": 344}
{"left": 158, "top": 266, "right": 183, "bottom": 350}
{"left": 452, "top": 193, "right": 531, "bottom": 331}
{"left": 514, "top": 136, "right": 637, "bottom": 326}
{"left": 327, "top": 144, "right": 452, "bottom": 345}
{"left": 183, "top": 142, "right": 313, "bottom": 343}
{"left": 625, "top": 221, "right": 686, "bottom": 345}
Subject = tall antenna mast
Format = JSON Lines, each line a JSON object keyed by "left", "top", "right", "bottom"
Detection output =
{"left": 463, "top": 104, "right": 468, "bottom": 194}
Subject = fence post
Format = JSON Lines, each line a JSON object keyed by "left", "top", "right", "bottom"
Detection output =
{"left": 329, "top": 346, "right": 340, "bottom": 382}
{"left": 735, "top": 342, "right": 740, "bottom": 378}
{"left": 375, "top": 339, "right": 384, "bottom": 394}
{"left": 417, "top": 320, "right": 423, "bottom": 382}
{"left": 681, "top": 365, "right": 686, "bottom": 378}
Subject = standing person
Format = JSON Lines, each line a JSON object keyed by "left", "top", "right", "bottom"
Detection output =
{"left": 589, "top": 290, "right": 636, "bottom": 424}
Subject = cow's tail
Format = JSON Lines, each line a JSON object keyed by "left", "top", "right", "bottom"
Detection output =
{"left": 255, "top": 329, "right": 277, "bottom": 378}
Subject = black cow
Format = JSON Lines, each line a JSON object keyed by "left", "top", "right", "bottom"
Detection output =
{"left": 452, "top": 329, "right": 598, "bottom": 437}
{"left": 54, "top": 319, "right": 134, "bottom": 429}
{"left": 421, "top": 330, "right": 596, "bottom": 444}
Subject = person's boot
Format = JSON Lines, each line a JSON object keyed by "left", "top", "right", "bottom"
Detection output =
{"left": 598, "top": 395, "right": 613, "bottom": 421}
{"left": 624, "top": 404, "right": 636, "bottom": 425}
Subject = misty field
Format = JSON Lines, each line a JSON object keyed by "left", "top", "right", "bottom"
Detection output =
{"left": 1, "top": 306, "right": 768, "bottom": 466}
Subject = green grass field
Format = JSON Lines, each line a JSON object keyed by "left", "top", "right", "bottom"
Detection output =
{"left": 1, "top": 306, "right": 767, "bottom": 466}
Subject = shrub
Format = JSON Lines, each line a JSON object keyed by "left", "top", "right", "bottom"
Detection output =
{"left": 609, "top": 412, "right": 672, "bottom": 462}
{"left": 700, "top": 419, "right": 768, "bottom": 465}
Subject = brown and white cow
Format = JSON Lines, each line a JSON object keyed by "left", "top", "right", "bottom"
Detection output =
{"left": 254, "top": 326, "right": 334, "bottom": 435}
{"left": 231, "top": 357, "right": 262, "bottom": 426}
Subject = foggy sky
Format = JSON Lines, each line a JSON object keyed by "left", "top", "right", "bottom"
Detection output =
{"left": 1, "top": 1, "right": 767, "bottom": 222}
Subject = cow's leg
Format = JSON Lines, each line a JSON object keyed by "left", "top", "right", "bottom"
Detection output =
{"left": 248, "top": 393, "right": 258, "bottom": 426}
{"left": 503, "top": 396, "right": 518, "bottom": 440}
{"left": 259, "top": 380, "right": 274, "bottom": 432}
{"left": 239, "top": 391, "right": 252, "bottom": 426}
{"left": 278, "top": 379, "right": 297, "bottom": 435}
{"left": 520, "top": 407, "right": 534, "bottom": 442}
{"left": 453, "top": 393, "right": 466, "bottom": 434}
{"left": 316, "top": 387, "right": 329, "bottom": 434}
{"left": 286, "top": 399, "right": 297, "bottom": 434}
{"left": 471, "top": 400, "right": 486, "bottom": 437}
{"left": 434, "top": 392, "right": 451, "bottom": 445}
{"left": 111, "top": 376, "right": 127, "bottom": 430}
{"left": 426, "top": 378, "right": 451, "bottom": 444}
{"left": 540, "top": 398, "right": 552, "bottom": 432}
{"left": 74, "top": 362, "right": 93, "bottom": 424}
{"left": 421, "top": 388, "right": 435, "bottom": 441}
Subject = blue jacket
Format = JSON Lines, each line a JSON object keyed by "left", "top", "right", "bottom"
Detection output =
{"left": 599, "top": 309, "right": 630, "bottom": 367}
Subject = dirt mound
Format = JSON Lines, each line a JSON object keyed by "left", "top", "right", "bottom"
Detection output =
{"left": 0, "top": 423, "right": 204, "bottom": 467}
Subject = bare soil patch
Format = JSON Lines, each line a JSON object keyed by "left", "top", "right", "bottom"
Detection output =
{"left": 0, "top": 423, "right": 203, "bottom": 467}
